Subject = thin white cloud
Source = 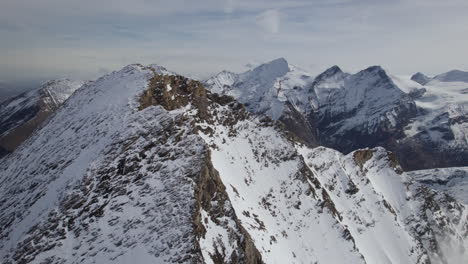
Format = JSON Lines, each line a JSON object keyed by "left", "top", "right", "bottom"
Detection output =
{"left": 0, "top": 0, "right": 468, "bottom": 84}
{"left": 256, "top": 9, "right": 281, "bottom": 34}
{"left": 224, "top": 0, "right": 235, "bottom": 13}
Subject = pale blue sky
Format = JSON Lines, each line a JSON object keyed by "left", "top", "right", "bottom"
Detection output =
{"left": 1, "top": 0, "right": 468, "bottom": 91}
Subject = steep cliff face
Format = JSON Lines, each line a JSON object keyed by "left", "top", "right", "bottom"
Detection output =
{"left": 0, "top": 64, "right": 466, "bottom": 264}
{"left": 0, "top": 79, "right": 83, "bottom": 158}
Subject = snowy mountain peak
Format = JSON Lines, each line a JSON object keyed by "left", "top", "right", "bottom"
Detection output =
{"left": 204, "top": 70, "right": 238, "bottom": 95}
{"left": 352, "top": 66, "right": 400, "bottom": 92}
{"left": 261, "top": 57, "right": 289, "bottom": 68}
{"left": 410, "top": 72, "right": 431, "bottom": 85}
{"left": 313, "top": 65, "right": 345, "bottom": 84}
{"left": 38, "top": 79, "right": 84, "bottom": 111}
{"left": 324, "top": 65, "right": 342, "bottom": 75}
{"left": 359, "top": 65, "right": 389, "bottom": 78}
{"left": 246, "top": 57, "right": 290, "bottom": 80}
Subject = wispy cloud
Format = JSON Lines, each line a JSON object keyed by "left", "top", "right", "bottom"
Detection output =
{"left": 256, "top": 9, "right": 281, "bottom": 34}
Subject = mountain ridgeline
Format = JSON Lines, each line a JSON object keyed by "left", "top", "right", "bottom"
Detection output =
{"left": 0, "top": 62, "right": 467, "bottom": 263}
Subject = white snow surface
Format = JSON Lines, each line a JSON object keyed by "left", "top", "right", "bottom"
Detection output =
{"left": 198, "top": 110, "right": 365, "bottom": 264}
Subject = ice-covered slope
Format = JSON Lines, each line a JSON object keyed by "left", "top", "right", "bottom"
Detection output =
{"left": 0, "top": 79, "right": 83, "bottom": 157}
{"left": 1, "top": 63, "right": 466, "bottom": 264}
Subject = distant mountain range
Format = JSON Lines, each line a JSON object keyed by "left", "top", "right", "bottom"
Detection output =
{"left": 206, "top": 58, "right": 468, "bottom": 170}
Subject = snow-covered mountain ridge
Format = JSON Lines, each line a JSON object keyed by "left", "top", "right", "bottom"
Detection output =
{"left": 0, "top": 79, "right": 83, "bottom": 158}
{"left": 0, "top": 63, "right": 466, "bottom": 263}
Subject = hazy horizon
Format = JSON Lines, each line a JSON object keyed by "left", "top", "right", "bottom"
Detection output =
{"left": 2, "top": 0, "right": 468, "bottom": 94}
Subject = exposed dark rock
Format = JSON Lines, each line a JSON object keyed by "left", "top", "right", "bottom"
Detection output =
{"left": 353, "top": 149, "right": 375, "bottom": 170}
{"left": 279, "top": 102, "right": 319, "bottom": 146}
{"left": 193, "top": 152, "right": 263, "bottom": 264}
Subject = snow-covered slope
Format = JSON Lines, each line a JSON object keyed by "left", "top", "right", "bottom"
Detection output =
{"left": 0, "top": 79, "right": 83, "bottom": 158}
{"left": 1, "top": 63, "right": 466, "bottom": 264}
{"left": 197, "top": 106, "right": 363, "bottom": 263}
{"left": 299, "top": 146, "right": 467, "bottom": 264}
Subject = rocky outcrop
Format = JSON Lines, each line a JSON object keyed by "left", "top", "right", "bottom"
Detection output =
{"left": 194, "top": 153, "right": 263, "bottom": 264}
